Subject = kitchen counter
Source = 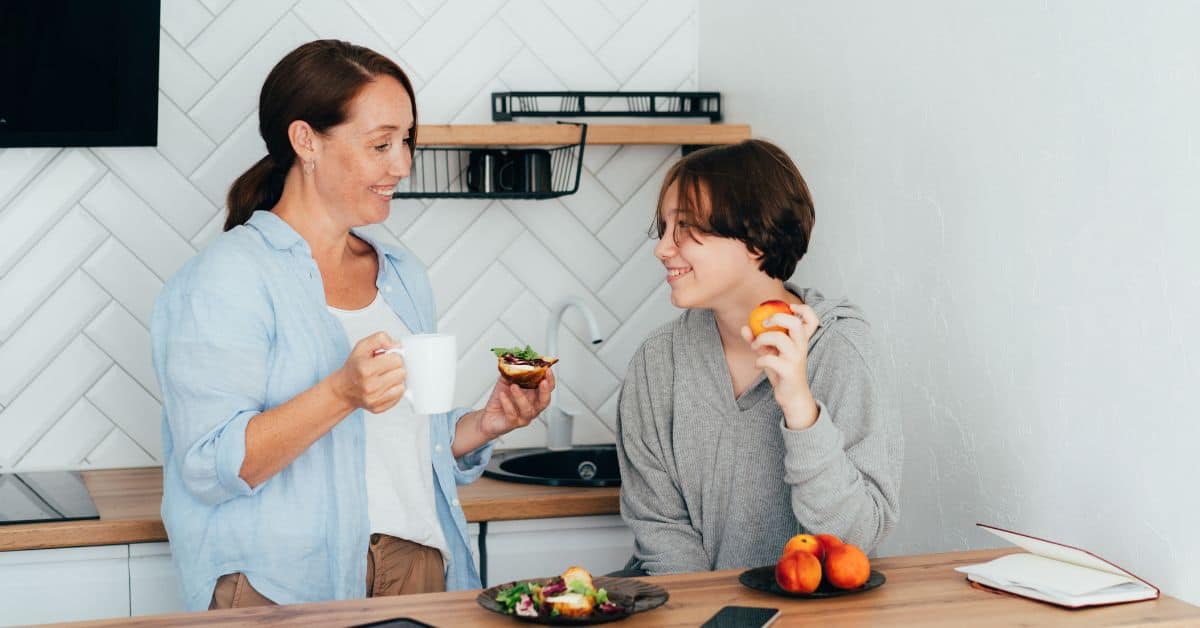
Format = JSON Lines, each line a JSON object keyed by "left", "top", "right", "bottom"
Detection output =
{"left": 54, "top": 549, "right": 1200, "bottom": 627}
{"left": 0, "top": 467, "right": 619, "bottom": 552}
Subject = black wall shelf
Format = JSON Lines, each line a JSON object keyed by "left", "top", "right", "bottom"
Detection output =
{"left": 392, "top": 122, "right": 587, "bottom": 200}
{"left": 492, "top": 91, "right": 722, "bottom": 122}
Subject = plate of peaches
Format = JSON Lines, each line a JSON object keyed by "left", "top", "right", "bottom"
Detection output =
{"left": 739, "top": 533, "right": 886, "bottom": 599}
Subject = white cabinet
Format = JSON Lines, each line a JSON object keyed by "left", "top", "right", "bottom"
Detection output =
{"left": 129, "top": 542, "right": 185, "bottom": 616}
{"left": 0, "top": 545, "right": 129, "bottom": 626}
{"left": 482, "top": 515, "right": 634, "bottom": 586}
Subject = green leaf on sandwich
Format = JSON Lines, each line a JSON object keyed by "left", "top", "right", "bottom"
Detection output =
{"left": 491, "top": 345, "right": 542, "bottom": 360}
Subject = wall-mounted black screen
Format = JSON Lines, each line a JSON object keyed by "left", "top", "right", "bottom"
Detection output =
{"left": 0, "top": 0, "right": 160, "bottom": 147}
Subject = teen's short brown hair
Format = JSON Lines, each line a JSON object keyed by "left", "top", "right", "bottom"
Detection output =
{"left": 655, "top": 139, "right": 815, "bottom": 280}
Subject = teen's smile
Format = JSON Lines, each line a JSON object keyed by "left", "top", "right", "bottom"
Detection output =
{"left": 666, "top": 265, "right": 693, "bottom": 283}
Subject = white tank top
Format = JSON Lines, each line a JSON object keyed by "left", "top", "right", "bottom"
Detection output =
{"left": 328, "top": 291, "right": 449, "bottom": 567}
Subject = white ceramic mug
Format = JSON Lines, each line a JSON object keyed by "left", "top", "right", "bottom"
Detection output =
{"left": 374, "top": 334, "right": 456, "bottom": 414}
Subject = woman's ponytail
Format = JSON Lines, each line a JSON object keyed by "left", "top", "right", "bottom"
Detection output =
{"left": 224, "top": 155, "right": 285, "bottom": 231}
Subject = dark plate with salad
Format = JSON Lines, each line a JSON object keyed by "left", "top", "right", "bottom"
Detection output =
{"left": 476, "top": 566, "right": 668, "bottom": 625}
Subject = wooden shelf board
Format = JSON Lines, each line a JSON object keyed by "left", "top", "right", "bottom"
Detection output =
{"left": 416, "top": 124, "right": 751, "bottom": 146}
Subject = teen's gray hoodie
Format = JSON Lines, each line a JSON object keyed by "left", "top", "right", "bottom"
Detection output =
{"left": 616, "top": 286, "right": 903, "bottom": 574}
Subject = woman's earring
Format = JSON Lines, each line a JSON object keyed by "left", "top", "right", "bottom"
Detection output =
{"left": 303, "top": 160, "right": 315, "bottom": 174}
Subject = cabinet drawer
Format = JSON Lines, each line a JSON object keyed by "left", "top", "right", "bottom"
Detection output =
{"left": 483, "top": 515, "right": 633, "bottom": 585}
{"left": 129, "top": 542, "right": 185, "bottom": 616}
{"left": 0, "top": 545, "right": 130, "bottom": 625}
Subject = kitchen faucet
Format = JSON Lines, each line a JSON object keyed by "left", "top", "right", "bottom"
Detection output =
{"left": 544, "top": 297, "right": 603, "bottom": 450}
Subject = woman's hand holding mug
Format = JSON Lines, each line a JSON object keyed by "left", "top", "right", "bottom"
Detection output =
{"left": 332, "top": 331, "right": 407, "bottom": 414}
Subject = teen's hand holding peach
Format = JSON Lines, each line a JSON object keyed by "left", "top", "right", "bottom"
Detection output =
{"left": 741, "top": 301, "right": 823, "bottom": 430}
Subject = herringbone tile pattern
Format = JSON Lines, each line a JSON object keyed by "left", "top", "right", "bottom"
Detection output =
{"left": 0, "top": 0, "right": 697, "bottom": 470}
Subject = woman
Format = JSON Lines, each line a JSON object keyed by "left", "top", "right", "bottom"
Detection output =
{"left": 615, "top": 139, "right": 902, "bottom": 575}
{"left": 150, "top": 40, "right": 552, "bottom": 610}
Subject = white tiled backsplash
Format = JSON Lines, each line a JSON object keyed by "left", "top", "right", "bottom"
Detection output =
{"left": 0, "top": 0, "right": 698, "bottom": 471}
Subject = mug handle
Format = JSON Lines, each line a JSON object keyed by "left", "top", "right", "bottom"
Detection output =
{"left": 372, "top": 347, "right": 415, "bottom": 406}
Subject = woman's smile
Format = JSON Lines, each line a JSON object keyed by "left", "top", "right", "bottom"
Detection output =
{"left": 369, "top": 184, "right": 396, "bottom": 198}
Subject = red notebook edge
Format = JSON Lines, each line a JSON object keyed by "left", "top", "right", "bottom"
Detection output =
{"left": 974, "top": 522, "right": 1161, "bottom": 599}
{"left": 965, "top": 577, "right": 1160, "bottom": 609}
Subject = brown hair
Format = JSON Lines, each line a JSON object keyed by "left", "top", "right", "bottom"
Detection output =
{"left": 654, "top": 139, "right": 815, "bottom": 280}
{"left": 224, "top": 40, "right": 417, "bottom": 231}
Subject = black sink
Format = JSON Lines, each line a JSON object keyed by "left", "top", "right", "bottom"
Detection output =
{"left": 483, "top": 445, "right": 621, "bottom": 487}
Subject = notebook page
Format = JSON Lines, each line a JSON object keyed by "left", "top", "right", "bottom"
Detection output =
{"left": 964, "top": 572, "right": 1153, "bottom": 608}
{"left": 980, "top": 525, "right": 1132, "bottom": 578}
{"left": 956, "top": 553, "right": 1141, "bottom": 597}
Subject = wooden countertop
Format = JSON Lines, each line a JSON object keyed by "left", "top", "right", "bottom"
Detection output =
{"left": 56, "top": 549, "right": 1200, "bottom": 627}
{"left": 0, "top": 467, "right": 618, "bottom": 552}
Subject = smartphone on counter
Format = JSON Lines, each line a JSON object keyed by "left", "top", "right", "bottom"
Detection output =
{"left": 700, "top": 605, "right": 782, "bottom": 628}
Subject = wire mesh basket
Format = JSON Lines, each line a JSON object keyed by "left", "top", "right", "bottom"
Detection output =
{"left": 393, "top": 122, "right": 587, "bottom": 199}
{"left": 493, "top": 91, "right": 721, "bottom": 122}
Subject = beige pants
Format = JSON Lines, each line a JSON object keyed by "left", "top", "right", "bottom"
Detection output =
{"left": 209, "top": 534, "right": 445, "bottom": 610}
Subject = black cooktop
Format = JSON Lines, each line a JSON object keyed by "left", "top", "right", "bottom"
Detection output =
{"left": 0, "top": 471, "right": 99, "bottom": 525}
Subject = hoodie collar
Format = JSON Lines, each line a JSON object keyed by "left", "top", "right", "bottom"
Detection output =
{"left": 786, "top": 283, "right": 865, "bottom": 344}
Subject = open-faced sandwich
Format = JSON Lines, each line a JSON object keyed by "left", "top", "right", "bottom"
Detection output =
{"left": 494, "top": 565, "right": 622, "bottom": 619}
{"left": 491, "top": 345, "right": 559, "bottom": 389}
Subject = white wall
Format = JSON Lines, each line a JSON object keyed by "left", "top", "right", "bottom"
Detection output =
{"left": 700, "top": 0, "right": 1200, "bottom": 605}
{"left": 0, "top": 0, "right": 697, "bottom": 471}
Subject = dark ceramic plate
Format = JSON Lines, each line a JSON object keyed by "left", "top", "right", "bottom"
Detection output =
{"left": 738, "top": 566, "right": 886, "bottom": 598}
{"left": 477, "top": 576, "right": 668, "bottom": 625}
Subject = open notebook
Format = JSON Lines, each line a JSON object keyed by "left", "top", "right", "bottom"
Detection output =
{"left": 955, "top": 523, "right": 1159, "bottom": 608}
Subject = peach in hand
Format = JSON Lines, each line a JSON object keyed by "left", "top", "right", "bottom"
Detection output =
{"left": 775, "top": 549, "right": 822, "bottom": 593}
{"left": 748, "top": 300, "right": 791, "bottom": 338}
